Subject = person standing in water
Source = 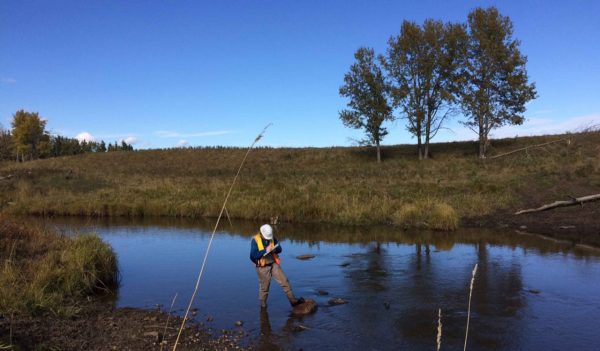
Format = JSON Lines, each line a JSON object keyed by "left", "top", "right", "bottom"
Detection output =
{"left": 250, "top": 224, "right": 304, "bottom": 309}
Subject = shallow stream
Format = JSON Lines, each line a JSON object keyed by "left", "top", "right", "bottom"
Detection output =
{"left": 33, "top": 217, "right": 600, "bottom": 350}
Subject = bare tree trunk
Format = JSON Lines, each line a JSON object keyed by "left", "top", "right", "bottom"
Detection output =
{"left": 376, "top": 140, "right": 381, "bottom": 163}
{"left": 424, "top": 113, "right": 431, "bottom": 159}
{"left": 478, "top": 126, "right": 486, "bottom": 158}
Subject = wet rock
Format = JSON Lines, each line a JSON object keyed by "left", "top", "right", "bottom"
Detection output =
{"left": 519, "top": 225, "right": 528, "bottom": 230}
{"left": 292, "top": 324, "right": 309, "bottom": 332}
{"left": 316, "top": 289, "right": 329, "bottom": 296}
{"left": 234, "top": 320, "right": 243, "bottom": 327}
{"left": 296, "top": 254, "right": 316, "bottom": 260}
{"left": 206, "top": 315, "right": 214, "bottom": 322}
{"left": 328, "top": 298, "right": 348, "bottom": 306}
{"left": 292, "top": 299, "right": 318, "bottom": 315}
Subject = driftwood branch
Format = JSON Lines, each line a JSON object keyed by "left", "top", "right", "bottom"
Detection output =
{"left": 0, "top": 174, "right": 13, "bottom": 181}
{"left": 515, "top": 194, "right": 600, "bottom": 215}
{"left": 489, "top": 138, "right": 570, "bottom": 159}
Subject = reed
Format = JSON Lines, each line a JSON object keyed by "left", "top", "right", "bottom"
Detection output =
{"left": 463, "top": 263, "right": 478, "bottom": 351}
{"left": 436, "top": 308, "right": 442, "bottom": 351}
{"left": 173, "top": 125, "right": 270, "bottom": 351}
{"left": 160, "top": 292, "right": 178, "bottom": 351}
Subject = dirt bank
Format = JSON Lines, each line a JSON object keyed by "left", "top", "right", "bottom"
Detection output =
{"left": 0, "top": 300, "right": 248, "bottom": 351}
{"left": 464, "top": 201, "right": 600, "bottom": 248}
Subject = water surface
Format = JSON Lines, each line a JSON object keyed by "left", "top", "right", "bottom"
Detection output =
{"left": 33, "top": 217, "right": 600, "bottom": 351}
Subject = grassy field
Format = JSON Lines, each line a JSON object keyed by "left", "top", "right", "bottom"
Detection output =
{"left": 0, "top": 217, "right": 118, "bottom": 317}
{"left": 0, "top": 132, "right": 598, "bottom": 230}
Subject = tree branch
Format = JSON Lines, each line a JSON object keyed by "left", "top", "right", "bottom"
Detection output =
{"left": 488, "top": 138, "right": 570, "bottom": 159}
{"left": 515, "top": 194, "right": 600, "bottom": 215}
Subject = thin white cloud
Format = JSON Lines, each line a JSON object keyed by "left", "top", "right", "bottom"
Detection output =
{"left": 75, "top": 132, "right": 95, "bottom": 142}
{"left": 490, "top": 113, "right": 600, "bottom": 138}
{"left": 121, "top": 136, "right": 138, "bottom": 145}
{"left": 1, "top": 77, "right": 16, "bottom": 84}
{"left": 155, "top": 130, "right": 233, "bottom": 138}
{"left": 437, "top": 113, "right": 600, "bottom": 142}
{"left": 176, "top": 139, "right": 189, "bottom": 147}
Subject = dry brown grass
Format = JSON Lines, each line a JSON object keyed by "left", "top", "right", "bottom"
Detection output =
{"left": 0, "top": 132, "right": 598, "bottom": 229}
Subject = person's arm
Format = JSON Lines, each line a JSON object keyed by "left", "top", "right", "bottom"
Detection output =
{"left": 273, "top": 238, "right": 282, "bottom": 254}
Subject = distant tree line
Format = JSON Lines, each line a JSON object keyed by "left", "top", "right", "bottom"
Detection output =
{"left": 0, "top": 110, "right": 134, "bottom": 162}
{"left": 339, "top": 7, "right": 537, "bottom": 160}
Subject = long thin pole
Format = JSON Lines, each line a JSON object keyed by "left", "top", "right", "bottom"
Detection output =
{"left": 172, "top": 124, "right": 271, "bottom": 351}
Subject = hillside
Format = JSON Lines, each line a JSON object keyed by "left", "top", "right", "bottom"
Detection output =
{"left": 0, "top": 132, "right": 599, "bottom": 237}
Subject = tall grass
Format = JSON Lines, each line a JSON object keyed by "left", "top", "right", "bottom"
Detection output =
{"left": 0, "top": 131, "right": 598, "bottom": 229}
{"left": 0, "top": 218, "right": 119, "bottom": 316}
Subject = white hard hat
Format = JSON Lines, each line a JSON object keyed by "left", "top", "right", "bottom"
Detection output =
{"left": 260, "top": 224, "right": 273, "bottom": 240}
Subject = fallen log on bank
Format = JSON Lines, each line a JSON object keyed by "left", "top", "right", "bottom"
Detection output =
{"left": 515, "top": 193, "right": 600, "bottom": 215}
{"left": 489, "top": 138, "right": 570, "bottom": 159}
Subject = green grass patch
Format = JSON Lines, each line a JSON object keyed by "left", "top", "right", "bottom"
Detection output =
{"left": 392, "top": 200, "right": 459, "bottom": 231}
{"left": 0, "top": 217, "right": 118, "bottom": 316}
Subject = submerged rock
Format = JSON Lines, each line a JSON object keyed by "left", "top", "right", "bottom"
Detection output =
{"left": 292, "top": 324, "right": 309, "bottom": 332}
{"left": 316, "top": 289, "right": 329, "bottom": 296}
{"left": 234, "top": 320, "right": 243, "bottom": 327}
{"left": 292, "top": 299, "right": 318, "bottom": 315}
{"left": 296, "top": 254, "right": 316, "bottom": 260}
{"left": 328, "top": 298, "right": 348, "bottom": 306}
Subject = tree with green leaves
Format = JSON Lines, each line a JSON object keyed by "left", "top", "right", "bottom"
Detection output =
{"left": 458, "top": 7, "right": 537, "bottom": 158}
{"left": 339, "top": 47, "right": 393, "bottom": 162}
{"left": 0, "top": 124, "right": 14, "bottom": 161}
{"left": 11, "top": 110, "right": 48, "bottom": 161}
{"left": 382, "top": 19, "right": 467, "bottom": 159}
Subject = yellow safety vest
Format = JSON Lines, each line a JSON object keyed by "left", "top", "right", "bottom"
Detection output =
{"left": 254, "top": 234, "right": 281, "bottom": 267}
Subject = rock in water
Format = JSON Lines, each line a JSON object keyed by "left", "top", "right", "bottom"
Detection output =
{"left": 328, "top": 298, "right": 348, "bottom": 306}
{"left": 296, "top": 254, "right": 316, "bottom": 260}
{"left": 292, "top": 299, "right": 317, "bottom": 315}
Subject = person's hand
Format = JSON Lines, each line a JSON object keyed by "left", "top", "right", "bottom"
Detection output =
{"left": 266, "top": 243, "right": 274, "bottom": 251}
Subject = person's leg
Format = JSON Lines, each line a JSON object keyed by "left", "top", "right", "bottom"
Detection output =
{"left": 256, "top": 266, "right": 272, "bottom": 308}
{"left": 271, "top": 264, "right": 302, "bottom": 305}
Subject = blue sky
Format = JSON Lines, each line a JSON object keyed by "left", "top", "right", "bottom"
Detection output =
{"left": 1, "top": 0, "right": 598, "bottom": 148}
